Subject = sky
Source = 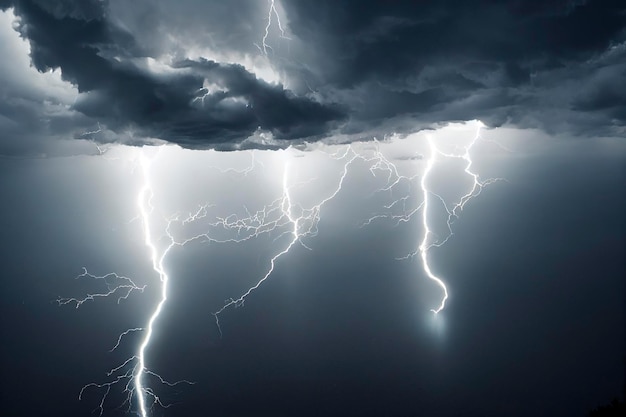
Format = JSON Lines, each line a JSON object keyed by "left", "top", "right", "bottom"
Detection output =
{"left": 0, "top": 1, "right": 624, "bottom": 417}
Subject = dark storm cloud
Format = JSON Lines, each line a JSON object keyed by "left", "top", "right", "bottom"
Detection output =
{"left": 281, "top": 0, "right": 625, "bottom": 135}
{"left": 284, "top": 0, "right": 623, "bottom": 86}
{"left": 0, "top": 0, "right": 624, "bottom": 153}
{"left": 0, "top": 0, "right": 345, "bottom": 151}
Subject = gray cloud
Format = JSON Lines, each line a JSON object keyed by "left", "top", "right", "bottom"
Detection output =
{"left": 0, "top": 0, "right": 345, "bottom": 153}
{"left": 280, "top": 0, "right": 625, "bottom": 135}
{"left": 0, "top": 0, "right": 624, "bottom": 155}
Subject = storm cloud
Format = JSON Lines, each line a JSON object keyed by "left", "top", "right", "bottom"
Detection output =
{"left": 0, "top": 0, "right": 624, "bottom": 154}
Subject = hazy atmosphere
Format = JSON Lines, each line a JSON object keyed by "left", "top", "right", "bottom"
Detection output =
{"left": 0, "top": 1, "right": 624, "bottom": 417}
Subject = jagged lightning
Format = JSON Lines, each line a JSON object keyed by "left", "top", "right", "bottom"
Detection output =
{"left": 133, "top": 151, "right": 176, "bottom": 417}
{"left": 60, "top": 149, "right": 193, "bottom": 417}
{"left": 256, "top": 0, "right": 290, "bottom": 55}
{"left": 210, "top": 123, "right": 499, "bottom": 321}
{"left": 418, "top": 135, "right": 449, "bottom": 313}
{"left": 60, "top": 121, "right": 499, "bottom": 416}
{"left": 212, "top": 159, "right": 299, "bottom": 335}
{"left": 59, "top": 146, "right": 364, "bottom": 415}
{"left": 415, "top": 121, "right": 501, "bottom": 313}
{"left": 212, "top": 147, "right": 362, "bottom": 335}
{"left": 57, "top": 268, "right": 145, "bottom": 308}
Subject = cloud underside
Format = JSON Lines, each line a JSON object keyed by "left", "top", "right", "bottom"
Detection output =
{"left": 0, "top": 0, "right": 624, "bottom": 154}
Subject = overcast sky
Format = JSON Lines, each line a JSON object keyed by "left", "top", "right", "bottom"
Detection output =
{"left": 0, "top": 1, "right": 624, "bottom": 417}
{"left": 0, "top": 0, "right": 625, "bottom": 155}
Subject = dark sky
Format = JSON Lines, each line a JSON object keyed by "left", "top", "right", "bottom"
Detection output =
{"left": 0, "top": 1, "right": 624, "bottom": 417}
{"left": 0, "top": 0, "right": 625, "bottom": 154}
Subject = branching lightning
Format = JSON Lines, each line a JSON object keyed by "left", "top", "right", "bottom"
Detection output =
{"left": 58, "top": 268, "right": 145, "bottom": 308}
{"left": 354, "top": 121, "right": 501, "bottom": 314}
{"left": 256, "top": 0, "right": 291, "bottom": 55}
{"left": 60, "top": 150, "right": 193, "bottom": 417}
{"left": 60, "top": 120, "right": 500, "bottom": 416}
{"left": 133, "top": 151, "right": 180, "bottom": 417}
{"left": 413, "top": 121, "right": 501, "bottom": 313}
{"left": 49, "top": 1, "right": 503, "bottom": 415}
{"left": 211, "top": 147, "right": 361, "bottom": 335}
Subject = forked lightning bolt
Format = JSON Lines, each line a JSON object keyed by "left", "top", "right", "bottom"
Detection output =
{"left": 57, "top": 268, "right": 145, "bottom": 308}
{"left": 416, "top": 121, "right": 501, "bottom": 313}
{"left": 358, "top": 121, "right": 501, "bottom": 313}
{"left": 256, "top": 0, "right": 290, "bottom": 55}
{"left": 212, "top": 160, "right": 300, "bottom": 335}
{"left": 133, "top": 152, "right": 180, "bottom": 417}
{"left": 212, "top": 148, "right": 362, "bottom": 335}
{"left": 59, "top": 150, "right": 193, "bottom": 417}
{"left": 58, "top": 146, "right": 367, "bottom": 415}
{"left": 59, "top": 121, "right": 499, "bottom": 415}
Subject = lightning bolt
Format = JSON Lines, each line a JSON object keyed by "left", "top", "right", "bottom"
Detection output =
{"left": 60, "top": 149, "right": 193, "bottom": 417}
{"left": 60, "top": 121, "right": 500, "bottom": 415}
{"left": 416, "top": 121, "right": 501, "bottom": 313}
{"left": 211, "top": 126, "right": 495, "bottom": 329}
{"left": 133, "top": 151, "right": 178, "bottom": 417}
{"left": 57, "top": 268, "right": 145, "bottom": 308}
{"left": 212, "top": 147, "right": 361, "bottom": 335}
{"left": 357, "top": 121, "right": 501, "bottom": 314}
{"left": 212, "top": 160, "right": 298, "bottom": 335}
{"left": 256, "top": 0, "right": 291, "bottom": 55}
{"left": 419, "top": 135, "right": 450, "bottom": 313}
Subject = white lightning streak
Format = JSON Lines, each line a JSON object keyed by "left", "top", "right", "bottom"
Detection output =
{"left": 57, "top": 268, "right": 145, "bottom": 308}
{"left": 419, "top": 135, "right": 449, "bottom": 314}
{"left": 417, "top": 122, "right": 502, "bottom": 313}
{"left": 212, "top": 148, "right": 360, "bottom": 335}
{"left": 358, "top": 122, "right": 501, "bottom": 314}
{"left": 209, "top": 142, "right": 432, "bottom": 335}
{"left": 62, "top": 149, "right": 193, "bottom": 417}
{"left": 134, "top": 151, "right": 176, "bottom": 417}
{"left": 213, "top": 161, "right": 298, "bottom": 335}
{"left": 62, "top": 121, "right": 499, "bottom": 415}
{"left": 257, "top": 0, "right": 290, "bottom": 55}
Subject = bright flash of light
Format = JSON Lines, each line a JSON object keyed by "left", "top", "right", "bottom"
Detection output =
{"left": 415, "top": 121, "right": 502, "bottom": 313}
{"left": 59, "top": 149, "right": 194, "bottom": 417}
{"left": 212, "top": 157, "right": 300, "bottom": 335}
{"left": 133, "top": 152, "right": 177, "bottom": 417}
{"left": 211, "top": 147, "right": 364, "bottom": 335}
{"left": 57, "top": 268, "right": 144, "bottom": 308}
{"left": 59, "top": 121, "right": 501, "bottom": 415}
{"left": 256, "top": 0, "right": 291, "bottom": 55}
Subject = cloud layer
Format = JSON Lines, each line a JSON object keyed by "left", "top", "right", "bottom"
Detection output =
{"left": 0, "top": 0, "right": 624, "bottom": 154}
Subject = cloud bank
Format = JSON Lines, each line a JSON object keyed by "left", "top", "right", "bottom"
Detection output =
{"left": 0, "top": 0, "right": 624, "bottom": 154}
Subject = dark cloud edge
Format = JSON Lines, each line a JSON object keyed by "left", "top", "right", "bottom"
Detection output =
{"left": 0, "top": 0, "right": 625, "bottom": 156}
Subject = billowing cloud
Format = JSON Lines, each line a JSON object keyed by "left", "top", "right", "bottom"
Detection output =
{"left": 0, "top": 0, "right": 624, "bottom": 155}
{"left": 279, "top": 0, "right": 625, "bottom": 135}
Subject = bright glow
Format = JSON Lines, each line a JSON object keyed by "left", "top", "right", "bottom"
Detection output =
{"left": 419, "top": 134, "right": 448, "bottom": 313}
{"left": 57, "top": 268, "right": 145, "bottom": 308}
{"left": 212, "top": 146, "right": 363, "bottom": 335}
{"left": 417, "top": 121, "right": 501, "bottom": 313}
{"left": 213, "top": 156, "right": 300, "bottom": 335}
{"left": 257, "top": 0, "right": 291, "bottom": 55}
{"left": 134, "top": 152, "right": 174, "bottom": 417}
{"left": 59, "top": 149, "right": 193, "bottom": 417}
{"left": 60, "top": 121, "right": 501, "bottom": 415}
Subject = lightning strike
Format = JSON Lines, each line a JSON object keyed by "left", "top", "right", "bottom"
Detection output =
{"left": 212, "top": 147, "right": 362, "bottom": 335}
{"left": 133, "top": 151, "right": 177, "bottom": 417}
{"left": 61, "top": 149, "right": 193, "bottom": 417}
{"left": 212, "top": 159, "right": 299, "bottom": 335}
{"left": 61, "top": 121, "right": 499, "bottom": 415}
{"left": 57, "top": 268, "right": 145, "bottom": 308}
{"left": 256, "top": 0, "right": 291, "bottom": 55}
{"left": 419, "top": 134, "right": 449, "bottom": 314}
{"left": 356, "top": 121, "right": 501, "bottom": 314}
{"left": 416, "top": 121, "right": 501, "bottom": 313}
